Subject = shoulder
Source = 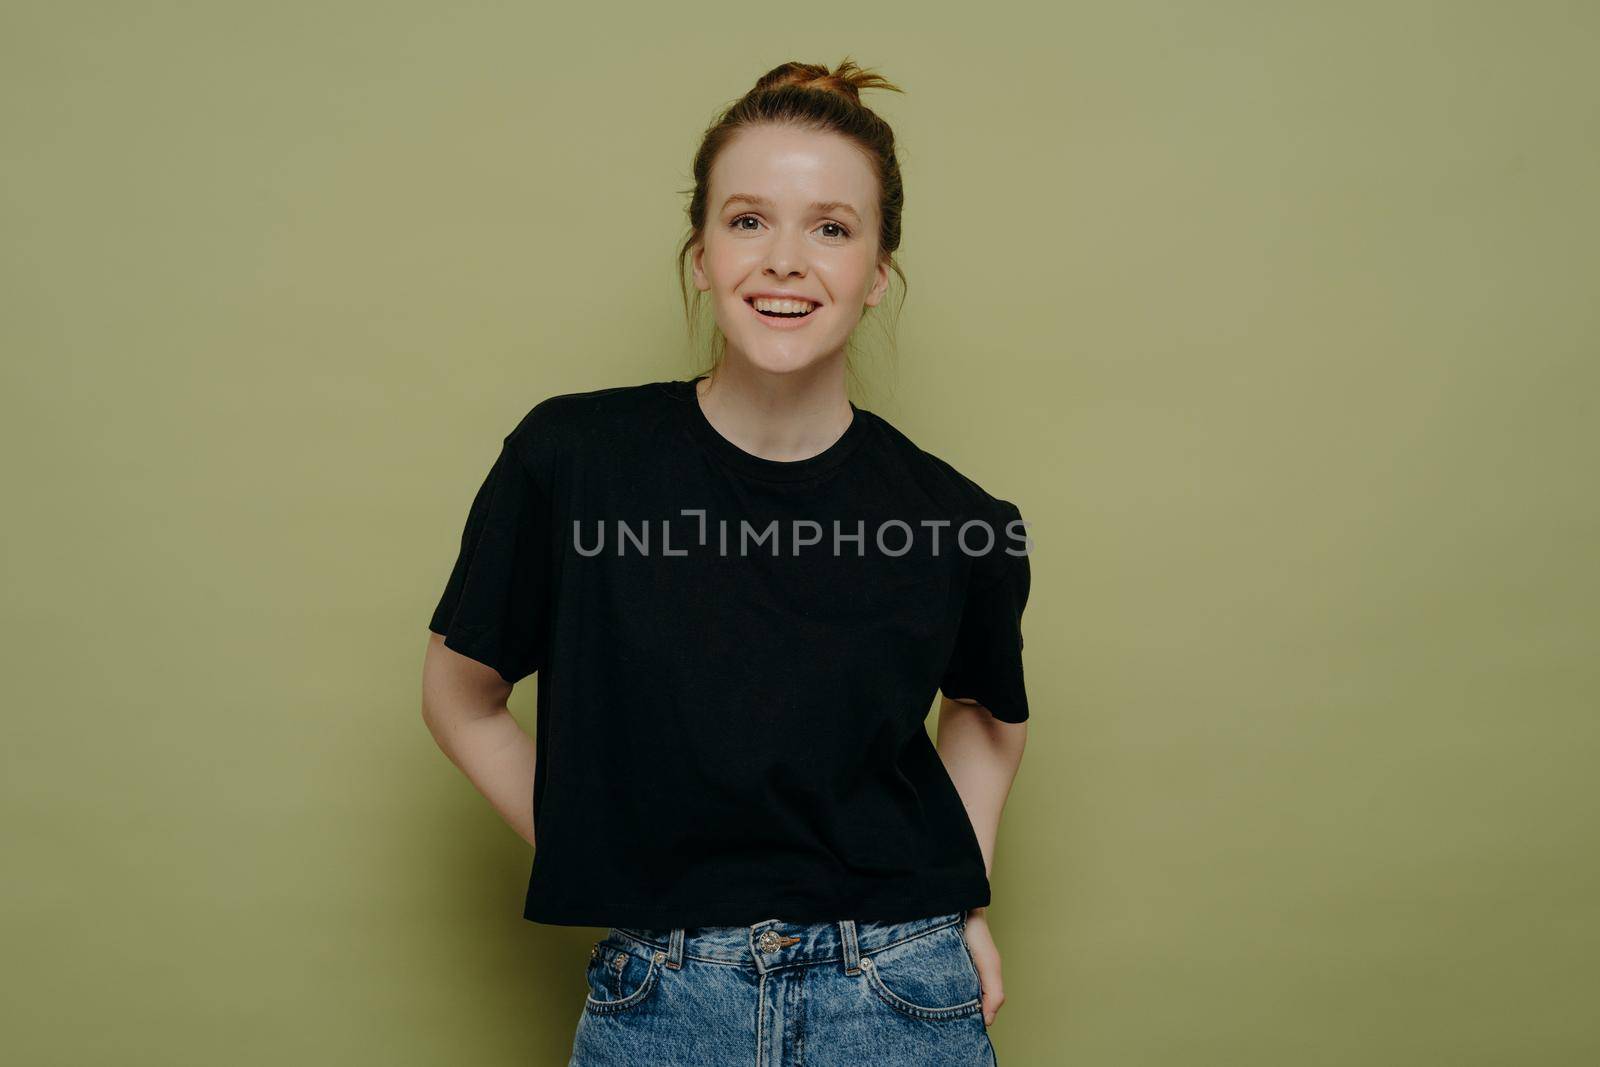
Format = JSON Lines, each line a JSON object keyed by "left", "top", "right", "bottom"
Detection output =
{"left": 506, "top": 379, "right": 658, "bottom": 441}
{"left": 863, "top": 411, "right": 1025, "bottom": 526}
{"left": 502, "top": 379, "right": 667, "bottom": 476}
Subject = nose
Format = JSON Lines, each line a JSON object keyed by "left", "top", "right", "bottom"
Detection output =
{"left": 763, "top": 225, "right": 808, "bottom": 279}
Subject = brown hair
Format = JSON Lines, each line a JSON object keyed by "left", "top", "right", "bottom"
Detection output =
{"left": 676, "top": 59, "right": 907, "bottom": 380}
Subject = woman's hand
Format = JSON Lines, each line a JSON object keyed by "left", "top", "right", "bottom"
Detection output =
{"left": 963, "top": 906, "right": 1006, "bottom": 1027}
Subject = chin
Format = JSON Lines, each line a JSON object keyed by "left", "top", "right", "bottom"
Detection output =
{"left": 724, "top": 341, "right": 835, "bottom": 377}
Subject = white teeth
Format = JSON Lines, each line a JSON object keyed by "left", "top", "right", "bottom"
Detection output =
{"left": 751, "top": 297, "right": 817, "bottom": 314}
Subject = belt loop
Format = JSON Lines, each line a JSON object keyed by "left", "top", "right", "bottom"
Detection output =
{"left": 838, "top": 919, "right": 861, "bottom": 975}
{"left": 665, "top": 928, "right": 685, "bottom": 969}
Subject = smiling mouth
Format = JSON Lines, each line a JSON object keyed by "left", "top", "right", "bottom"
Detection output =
{"left": 745, "top": 297, "right": 818, "bottom": 318}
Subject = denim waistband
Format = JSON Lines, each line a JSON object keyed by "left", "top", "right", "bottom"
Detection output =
{"left": 610, "top": 910, "right": 966, "bottom": 973}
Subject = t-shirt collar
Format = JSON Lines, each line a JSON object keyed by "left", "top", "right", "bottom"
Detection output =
{"left": 672, "top": 375, "right": 871, "bottom": 483}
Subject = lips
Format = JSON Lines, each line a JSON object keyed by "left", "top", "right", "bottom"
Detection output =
{"left": 744, "top": 295, "right": 819, "bottom": 318}
{"left": 743, "top": 295, "right": 819, "bottom": 330}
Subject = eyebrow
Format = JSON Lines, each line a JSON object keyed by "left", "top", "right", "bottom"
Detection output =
{"left": 721, "top": 193, "right": 862, "bottom": 224}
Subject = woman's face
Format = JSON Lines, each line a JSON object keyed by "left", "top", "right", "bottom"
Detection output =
{"left": 692, "top": 124, "right": 890, "bottom": 377}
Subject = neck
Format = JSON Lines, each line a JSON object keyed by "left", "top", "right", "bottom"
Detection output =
{"left": 694, "top": 359, "right": 854, "bottom": 464}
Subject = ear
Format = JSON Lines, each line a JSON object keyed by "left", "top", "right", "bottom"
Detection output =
{"left": 863, "top": 256, "right": 891, "bottom": 307}
{"left": 690, "top": 240, "right": 710, "bottom": 293}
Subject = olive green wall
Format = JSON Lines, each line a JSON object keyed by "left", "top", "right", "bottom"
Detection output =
{"left": 4, "top": 3, "right": 1595, "bottom": 1064}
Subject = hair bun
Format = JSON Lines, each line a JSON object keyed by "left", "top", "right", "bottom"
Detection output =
{"left": 752, "top": 57, "right": 900, "bottom": 106}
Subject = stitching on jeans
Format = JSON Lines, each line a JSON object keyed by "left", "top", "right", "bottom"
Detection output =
{"left": 857, "top": 928, "right": 984, "bottom": 1020}
{"left": 583, "top": 950, "right": 662, "bottom": 1015}
{"left": 609, "top": 914, "right": 964, "bottom": 967}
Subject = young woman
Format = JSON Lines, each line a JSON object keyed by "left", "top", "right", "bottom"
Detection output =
{"left": 421, "top": 59, "right": 1032, "bottom": 1067}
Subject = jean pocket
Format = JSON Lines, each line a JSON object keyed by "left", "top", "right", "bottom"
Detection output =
{"left": 583, "top": 938, "right": 665, "bottom": 1015}
{"left": 859, "top": 922, "right": 984, "bottom": 1021}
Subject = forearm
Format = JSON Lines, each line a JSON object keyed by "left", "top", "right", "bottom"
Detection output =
{"left": 935, "top": 698, "right": 1026, "bottom": 879}
{"left": 422, "top": 703, "right": 539, "bottom": 847}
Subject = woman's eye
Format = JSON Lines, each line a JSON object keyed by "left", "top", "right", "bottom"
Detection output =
{"left": 728, "top": 216, "right": 849, "bottom": 239}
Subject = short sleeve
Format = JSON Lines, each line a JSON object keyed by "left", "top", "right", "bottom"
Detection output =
{"left": 939, "top": 498, "right": 1032, "bottom": 722}
{"left": 428, "top": 431, "right": 553, "bottom": 685}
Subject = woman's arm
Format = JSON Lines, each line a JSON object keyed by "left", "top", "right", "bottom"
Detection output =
{"left": 937, "top": 696, "right": 1026, "bottom": 877}
{"left": 936, "top": 694, "right": 1027, "bottom": 1026}
{"left": 420, "top": 633, "right": 540, "bottom": 848}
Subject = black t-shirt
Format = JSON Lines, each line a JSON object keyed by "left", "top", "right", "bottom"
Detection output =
{"left": 428, "top": 376, "right": 1032, "bottom": 928}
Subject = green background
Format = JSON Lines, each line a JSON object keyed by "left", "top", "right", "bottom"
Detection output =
{"left": 4, "top": 2, "right": 1596, "bottom": 1064}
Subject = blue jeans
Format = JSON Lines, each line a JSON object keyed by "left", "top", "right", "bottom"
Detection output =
{"left": 569, "top": 910, "right": 998, "bottom": 1066}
